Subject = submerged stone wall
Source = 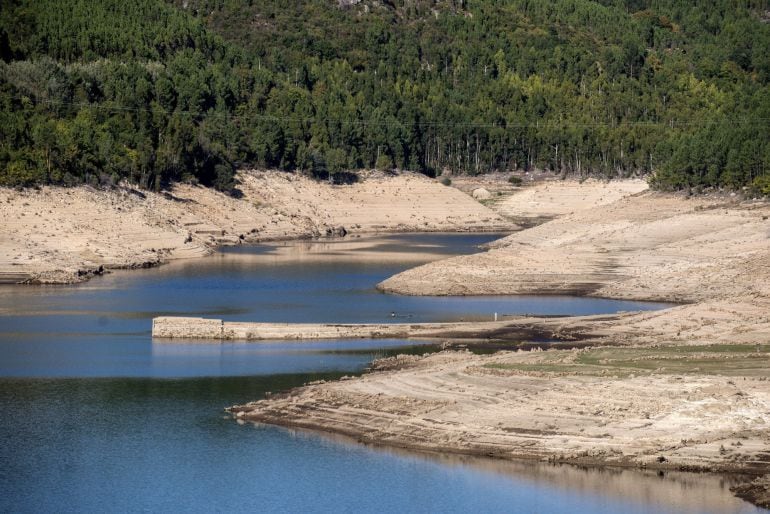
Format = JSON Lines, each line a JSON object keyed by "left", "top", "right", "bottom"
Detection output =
{"left": 152, "top": 317, "right": 224, "bottom": 339}
{"left": 151, "top": 316, "right": 490, "bottom": 341}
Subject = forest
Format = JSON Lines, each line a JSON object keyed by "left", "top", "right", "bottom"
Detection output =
{"left": 1, "top": 0, "right": 769, "bottom": 193}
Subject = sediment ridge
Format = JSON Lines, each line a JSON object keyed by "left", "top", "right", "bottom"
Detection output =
{"left": 229, "top": 347, "right": 770, "bottom": 477}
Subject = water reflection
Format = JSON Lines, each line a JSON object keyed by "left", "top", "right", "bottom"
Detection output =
{"left": 0, "top": 233, "right": 743, "bottom": 513}
{"left": 0, "top": 234, "right": 670, "bottom": 378}
{"left": 2, "top": 376, "right": 762, "bottom": 514}
{"left": 252, "top": 425, "right": 763, "bottom": 514}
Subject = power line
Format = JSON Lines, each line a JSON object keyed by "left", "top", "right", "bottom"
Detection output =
{"left": 14, "top": 95, "right": 770, "bottom": 130}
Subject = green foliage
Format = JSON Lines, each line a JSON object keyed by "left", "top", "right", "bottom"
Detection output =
{"left": 751, "top": 176, "right": 770, "bottom": 196}
{"left": 375, "top": 152, "right": 394, "bottom": 171}
{"left": 1, "top": 0, "right": 769, "bottom": 190}
{"left": 508, "top": 175, "right": 523, "bottom": 186}
{"left": 440, "top": 176, "right": 452, "bottom": 186}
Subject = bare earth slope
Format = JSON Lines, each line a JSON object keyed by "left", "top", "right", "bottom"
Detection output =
{"left": 233, "top": 180, "right": 770, "bottom": 506}
{"left": 379, "top": 188, "right": 769, "bottom": 303}
{"left": 0, "top": 169, "right": 511, "bottom": 284}
{"left": 493, "top": 178, "right": 648, "bottom": 225}
{"left": 449, "top": 176, "right": 648, "bottom": 226}
{"left": 233, "top": 348, "right": 770, "bottom": 474}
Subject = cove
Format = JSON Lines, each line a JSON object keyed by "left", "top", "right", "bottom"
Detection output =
{"left": 0, "top": 233, "right": 758, "bottom": 513}
{"left": 0, "top": 233, "right": 669, "bottom": 378}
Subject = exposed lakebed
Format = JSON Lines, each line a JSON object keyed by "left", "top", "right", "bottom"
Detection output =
{"left": 0, "top": 234, "right": 759, "bottom": 513}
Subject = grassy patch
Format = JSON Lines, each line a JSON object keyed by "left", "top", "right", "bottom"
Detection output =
{"left": 485, "top": 345, "right": 770, "bottom": 377}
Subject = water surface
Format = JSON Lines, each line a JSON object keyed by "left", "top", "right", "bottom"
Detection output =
{"left": 0, "top": 233, "right": 668, "bottom": 378}
{"left": 0, "top": 234, "right": 758, "bottom": 513}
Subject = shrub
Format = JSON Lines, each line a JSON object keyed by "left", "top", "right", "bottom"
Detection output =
{"left": 750, "top": 175, "right": 770, "bottom": 196}
{"left": 375, "top": 153, "right": 393, "bottom": 171}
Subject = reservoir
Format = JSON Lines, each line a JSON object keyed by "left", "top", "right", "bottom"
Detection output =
{"left": 0, "top": 234, "right": 760, "bottom": 513}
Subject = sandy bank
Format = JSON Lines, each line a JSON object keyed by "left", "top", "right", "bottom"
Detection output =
{"left": 231, "top": 347, "right": 770, "bottom": 477}
{"left": 451, "top": 176, "right": 649, "bottom": 226}
{"left": 379, "top": 186, "right": 770, "bottom": 304}
{"left": 0, "top": 169, "right": 512, "bottom": 284}
{"left": 231, "top": 179, "right": 770, "bottom": 506}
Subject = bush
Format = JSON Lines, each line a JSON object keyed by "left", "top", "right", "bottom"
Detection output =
{"left": 508, "top": 175, "right": 523, "bottom": 186}
{"left": 375, "top": 153, "right": 393, "bottom": 171}
{"left": 212, "top": 163, "right": 236, "bottom": 192}
{"left": 440, "top": 176, "right": 451, "bottom": 186}
{"left": 0, "top": 153, "right": 46, "bottom": 187}
{"left": 750, "top": 175, "right": 770, "bottom": 196}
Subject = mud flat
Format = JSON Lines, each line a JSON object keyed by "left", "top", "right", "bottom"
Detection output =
{"left": 231, "top": 181, "right": 770, "bottom": 507}
{"left": 0, "top": 169, "right": 512, "bottom": 284}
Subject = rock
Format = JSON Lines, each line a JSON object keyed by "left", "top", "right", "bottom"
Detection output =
{"left": 325, "top": 225, "right": 347, "bottom": 237}
{"left": 472, "top": 187, "right": 492, "bottom": 200}
{"left": 731, "top": 476, "right": 770, "bottom": 509}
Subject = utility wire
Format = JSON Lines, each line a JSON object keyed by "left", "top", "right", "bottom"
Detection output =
{"left": 14, "top": 95, "right": 770, "bottom": 130}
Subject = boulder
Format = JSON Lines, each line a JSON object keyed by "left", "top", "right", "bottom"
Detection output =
{"left": 325, "top": 225, "right": 347, "bottom": 237}
{"left": 472, "top": 187, "right": 492, "bottom": 200}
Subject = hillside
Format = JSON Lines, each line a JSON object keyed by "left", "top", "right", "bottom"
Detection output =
{"left": 1, "top": 0, "right": 769, "bottom": 191}
{"left": 0, "top": 170, "right": 510, "bottom": 284}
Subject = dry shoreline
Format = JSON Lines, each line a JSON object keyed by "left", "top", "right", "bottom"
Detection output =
{"left": 229, "top": 179, "right": 770, "bottom": 508}
{"left": 5, "top": 171, "right": 767, "bottom": 506}
{"left": 229, "top": 345, "right": 770, "bottom": 470}
{"left": 378, "top": 190, "right": 769, "bottom": 304}
{"left": 0, "top": 169, "right": 513, "bottom": 285}
{"left": 231, "top": 343, "right": 770, "bottom": 508}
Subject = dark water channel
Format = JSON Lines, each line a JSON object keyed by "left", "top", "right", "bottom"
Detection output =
{"left": 0, "top": 233, "right": 761, "bottom": 513}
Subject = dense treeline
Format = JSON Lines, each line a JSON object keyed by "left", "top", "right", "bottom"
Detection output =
{"left": 1, "top": 0, "right": 769, "bottom": 192}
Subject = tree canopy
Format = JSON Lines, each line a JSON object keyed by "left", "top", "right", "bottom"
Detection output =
{"left": 1, "top": 0, "right": 769, "bottom": 192}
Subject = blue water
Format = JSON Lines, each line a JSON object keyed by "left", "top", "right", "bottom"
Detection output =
{"left": 0, "top": 233, "right": 668, "bottom": 378}
{"left": 0, "top": 234, "right": 760, "bottom": 513}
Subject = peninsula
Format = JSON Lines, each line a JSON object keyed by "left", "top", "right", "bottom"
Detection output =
{"left": 228, "top": 179, "right": 770, "bottom": 508}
